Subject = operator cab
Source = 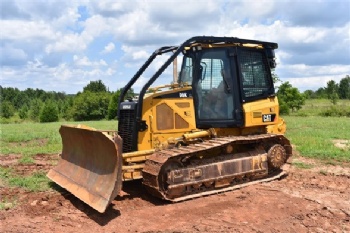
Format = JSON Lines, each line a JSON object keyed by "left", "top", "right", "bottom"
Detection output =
{"left": 179, "top": 44, "right": 275, "bottom": 129}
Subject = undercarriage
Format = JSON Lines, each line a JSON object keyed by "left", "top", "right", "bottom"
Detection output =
{"left": 142, "top": 134, "right": 292, "bottom": 201}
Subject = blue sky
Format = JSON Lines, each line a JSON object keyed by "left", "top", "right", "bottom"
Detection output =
{"left": 1, "top": 0, "right": 349, "bottom": 94}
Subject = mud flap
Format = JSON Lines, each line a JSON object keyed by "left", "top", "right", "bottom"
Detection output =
{"left": 47, "top": 125, "right": 123, "bottom": 213}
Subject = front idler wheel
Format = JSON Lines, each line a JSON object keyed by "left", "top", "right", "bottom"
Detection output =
{"left": 158, "top": 159, "right": 185, "bottom": 198}
{"left": 267, "top": 144, "right": 287, "bottom": 170}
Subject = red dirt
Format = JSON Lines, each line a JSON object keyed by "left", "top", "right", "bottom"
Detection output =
{"left": 0, "top": 154, "right": 349, "bottom": 233}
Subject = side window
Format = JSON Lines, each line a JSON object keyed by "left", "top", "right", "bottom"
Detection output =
{"left": 239, "top": 49, "right": 272, "bottom": 99}
{"left": 179, "top": 56, "right": 193, "bottom": 84}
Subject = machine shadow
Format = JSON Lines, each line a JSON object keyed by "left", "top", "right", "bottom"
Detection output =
{"left": 49, "top": 181, "right": 120, "bottom": 225}
{"left": 115, "top": 179, "right": 168, "bottom": 205}
{"left": 49, "top": 179, "right": 167, "bottom": 226}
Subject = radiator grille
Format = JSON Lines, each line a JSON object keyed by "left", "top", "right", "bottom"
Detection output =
{"left": 118, "top": 109, "right": 137, "bottom": 153}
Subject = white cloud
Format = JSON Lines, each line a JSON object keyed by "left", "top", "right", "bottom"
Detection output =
{"left": 73, "top": 55, "right": 107, "bottom": 67}
{"left": 1, "top": 20, "right": 55, "bottom": 41}
{"left": 89, "top": 0, "right": 134, "bottom": 17}
{"left": 102, "top": 42, "right": 115, "bottom": 54}
{"left": 132, "top": 50, "right": 148, "bottom": 60}
{"left": 45, "top": 14, "right": 111, "bottom": 54}
{"left": 121, "top": 45, "right": 151, "bottom": 68}
{"left": 46, "top": 33, "right": 85, "bottom": 53}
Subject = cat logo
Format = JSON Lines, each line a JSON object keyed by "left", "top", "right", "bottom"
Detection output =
{"left": 179, "top": 92, "right": 188, "bottom": 98}
{"left": 122, "top": 105, "right": 131, "bottom": 109}
{"left": 262, "top": 114, "right": 272, "bottom": 122}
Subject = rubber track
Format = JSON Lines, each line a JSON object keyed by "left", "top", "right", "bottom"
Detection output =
{"left": 142, "top": 134, "right": 291, "bottom": 201}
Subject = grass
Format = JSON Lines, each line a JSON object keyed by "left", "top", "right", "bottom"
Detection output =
{"left": 290, "top": 99, "right": 350, "bottom": 116}
{"left": 0, "top": 120, "right": 118, "bottom": 156}
{"left": 284, "top": 115, "right": 350, "bottom": 163}
{"left": 8, "top": 171, "right": 51, "bottom": 192}
{"left": 285, "top": 99, "right": 350, "bottom": 163}
{"left": 0, "top": 166, "right": 52, "bottom": 192}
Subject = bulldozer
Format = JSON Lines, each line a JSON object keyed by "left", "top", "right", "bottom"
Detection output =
{"left": 47, "top": 36, "right": 292, "bottom": 213}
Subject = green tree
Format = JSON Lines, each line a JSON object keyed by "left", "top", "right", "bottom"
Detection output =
{"left": 19, "top": 104, "right": 29, "bottom": 119}
{"left": 0, "top": 101, "right": 15, "bottom": 118}
{"left": 56, "top": 98, "right": 73, "bottom": 120}
{"left": 314, "top": 87, "right": 327, "bottom": 99}
{"left": 83, "top": 80, "right": 108, "bottom": 93}
{"left": 278, "top": 99, "right": 290, "bottom": 115}
{"left": 108, "top": 89, "right": 121, "bottom": 120}
{"left": 303, "top": 90, "right": 315, "bottom": 99}
{"left": 277, "top": 82, "right": 305, "bottom": 113}
{"left": 325, "top": 80, "right": 339, "bottom": 105}
{"left": 29, "top": 99, "right": 43, "bottom": 121}
{"left": 40, "top": 101, "right": 59, "bottom": 122}
{"left": 0, "top": 86, "right": 24, "bottom": 109}
{"left": 271, "top": 71, "right": 282, "bottom": 85}
{"left": 62, "top": 96, "right": 74, "bottom": 120}
{"left": 338, "top": 75, "right": 350, "bottom": 99}
{"left": 71, "top": 91, "right": 111, "bottom": 121}
{"left": 125, "top": 88, "right": 135, "bottom": 100}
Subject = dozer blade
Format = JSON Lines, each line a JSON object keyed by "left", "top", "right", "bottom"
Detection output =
{"left": 47, "top": 125, "right": 123, "bottom": 213}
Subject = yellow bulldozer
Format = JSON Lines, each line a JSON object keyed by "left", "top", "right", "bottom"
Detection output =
{"left": 47, "top": 36, "right": 292, "bottom": 213}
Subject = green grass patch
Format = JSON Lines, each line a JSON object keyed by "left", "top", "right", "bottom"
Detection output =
{"left": 8, "top": 171, "right": 50, "bottom": 192}
{"left": 18, "top": 154, "right": 34, "bottom": 164}
{"left": 0, "top": 167, "right": 52, "bottom": 192}
{"left": 0, "top": 166, "right": 12, "bottom": 181}
{"left": 290, "top": 99, "right": 350, "bottom": 117}
{"left": 284, "top": 116, "right": 350, "bottom": 163}
{"left": 0, "top": 120, "right": 118, "bottom": 156}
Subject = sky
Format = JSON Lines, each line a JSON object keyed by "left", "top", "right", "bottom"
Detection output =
{"left": 1, "top": 0, "right": 349, "bottom": 94}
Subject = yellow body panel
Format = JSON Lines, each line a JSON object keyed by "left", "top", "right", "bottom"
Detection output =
{"left": 242, "top": 96, "right": 286, "bottom": 134}
{"left": 137, "top": 86, "right": 197, "bottom": 151}
{"left": 243, "top": 96, "right": 279, "bottom": 127}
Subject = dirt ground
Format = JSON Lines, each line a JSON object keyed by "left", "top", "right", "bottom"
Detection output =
{"left": 0, "top": 153, "right": 349, "bottom": 233}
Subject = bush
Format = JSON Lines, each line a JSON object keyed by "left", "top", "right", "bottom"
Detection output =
{"left": 71, "top": 91, "right": 111, "bottom": 121}
{"left": 279, "top": 100, "right": 290, "bottom": 115}
{"left": 0, "top": 101, "right": 15, "bottom": 118}
{"left": 296, "top": 112, "right": 308, "bottom": 117}
{"left": 277, "top": 82, "right": 305, "bottom": 112}
{"left": 19, "top": 105, "right": 29, "bottom": 119}
{"left": 319, "top": 106, "right": 350, "bottom": 117}
{"left": 29, "top": 99, "right": 43, "bottom": 121}
{"left": 107, "top": 90, "right": 121, "bottom": 120}
{"left": 40, "top": 101, "right": 59, "bottom": 122}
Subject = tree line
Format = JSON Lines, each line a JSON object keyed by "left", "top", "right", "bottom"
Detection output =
{"left": 277, "top": 75, "right": 350, "bottom": 114}
{"left": 0, "top": 80, "right": 134, "bottom": 122}
{"left": 303, "top": 75, "right": 350, "bottom": 102}
{"left": 1, "top": 75, "right": 349, "bottom": 122}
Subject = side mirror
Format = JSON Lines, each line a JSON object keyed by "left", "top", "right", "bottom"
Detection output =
{"left": 266, "top": 48, "right": 276, "bottom": 68}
